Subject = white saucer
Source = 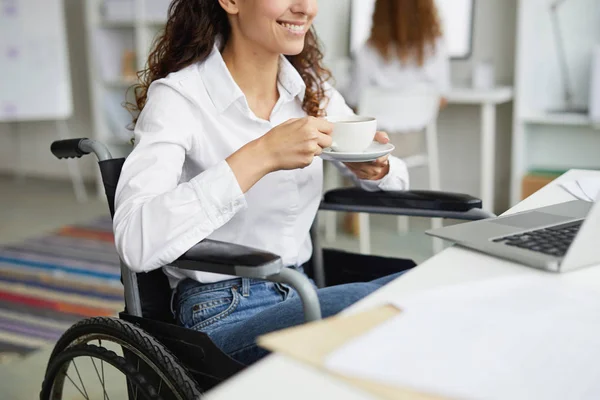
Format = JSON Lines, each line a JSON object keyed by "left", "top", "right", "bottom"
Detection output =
{"left": 320, "top": 142, "right": 395, "bottom": 162}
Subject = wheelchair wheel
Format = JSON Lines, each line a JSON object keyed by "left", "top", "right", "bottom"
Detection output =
{"left": 41, "top": 344, "right": 161, "bottom": 399}
{"left": 42, "top": 317, "right": 202, "bottom": 400}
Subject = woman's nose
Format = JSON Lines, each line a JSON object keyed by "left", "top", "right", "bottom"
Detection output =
{"left": 290, "top": 0, "right": 317, "bottom": 17}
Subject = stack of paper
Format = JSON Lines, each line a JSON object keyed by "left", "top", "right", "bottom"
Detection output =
{"left": 325, "top": 276, "right": 600, "bottom": 400}
{"left": 560, "top": 178, "right": 600, "bottom": 202}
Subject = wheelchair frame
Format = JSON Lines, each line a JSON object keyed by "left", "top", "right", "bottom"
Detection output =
{"left": 41, "top": 137, "right": 495, "bottom": 397}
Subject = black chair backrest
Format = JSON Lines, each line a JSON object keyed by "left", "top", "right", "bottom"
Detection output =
{"left": 99, "top": 159, "right": 125, "bottom": 218}
{"left": 99, "top": 159, "right": 175, "bottom": 323}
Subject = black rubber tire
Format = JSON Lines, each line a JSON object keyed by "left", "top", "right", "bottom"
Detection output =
{"left": 45, "top": 317, "right": 202, "bottom": 400}
{"left": 41, "top": 344, "right": 161, "bottom": 400}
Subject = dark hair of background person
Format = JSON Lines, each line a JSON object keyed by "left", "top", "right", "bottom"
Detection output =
{"left": 368, "top": 0, "right": 443, "bottom": 66}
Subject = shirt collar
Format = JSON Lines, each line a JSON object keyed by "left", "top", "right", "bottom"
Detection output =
{"left": 277, "top": 55, "right": 306, "bottom": 103}
{"left": 200, "top": 43, "right": 306, "bottom": 113}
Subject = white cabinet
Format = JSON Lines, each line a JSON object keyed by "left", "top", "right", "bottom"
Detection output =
{"left": 511, "top": 0, "right": 600, "bottom": 205}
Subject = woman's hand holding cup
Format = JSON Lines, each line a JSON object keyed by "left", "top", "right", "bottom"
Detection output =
{"left": 343, "top": 131, "right": 391, "bottom": 180}
{"left": 260, "top": 116, "right": 333, "bottom": 171}
{"left": 227, "top": 116, "right": 332, "bottom": 193}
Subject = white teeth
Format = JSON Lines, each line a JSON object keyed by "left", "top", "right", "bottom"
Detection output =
{"left": 280, "top": 23, "right": 305, "bottom": 33}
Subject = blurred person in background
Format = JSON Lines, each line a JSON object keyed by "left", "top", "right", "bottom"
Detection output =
{"left": 345, "top": 0, "right": 450, "bottom": 111}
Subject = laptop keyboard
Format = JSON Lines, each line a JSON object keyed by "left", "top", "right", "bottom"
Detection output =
{"left": 492, "top": 220, "right": 583, "bottom": 258}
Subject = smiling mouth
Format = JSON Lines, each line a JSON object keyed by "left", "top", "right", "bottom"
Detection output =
{"left": 277, "top": 21, "right": 307, "bottom": 35}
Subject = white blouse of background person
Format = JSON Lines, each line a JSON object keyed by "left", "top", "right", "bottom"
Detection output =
{"left": 113, "top": 44, "right": 410, "bottom": 288}
{"left": 344, "top": 37, "right": 451, "bottom": 124}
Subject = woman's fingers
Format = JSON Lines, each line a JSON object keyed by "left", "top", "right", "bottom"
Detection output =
{"left": 374, "top": 131, "right": 390, "bottom": 144}
{"left": 313, "top": 144, "right": 323, "bottom": 156}
{"left": 344, "top": 163, "right": 380, "bottom": 179}
{"left": 311, "top": 117, "right": 334, "bottom": 134}
{"left": 316, "top": 132, "right": 333, "bottom": 149}
{"left": 372, "top": 155, "right": 389, "bottom": 166}
{"left": 343, "top": 153, "right": 389, "bottom": 179}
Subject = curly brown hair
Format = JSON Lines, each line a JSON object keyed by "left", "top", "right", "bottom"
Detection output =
{"left": 129, "top": 0, "right": 331, "bottom": 122}
{"left": 368, "top": 0, "right": 443, "bottom": 66}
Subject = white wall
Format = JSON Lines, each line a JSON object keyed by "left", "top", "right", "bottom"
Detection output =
{"left": 316, "top": 0, "right": 518, "bottom": 213}
{"left": 442, "top": 0, "right": 517, "bottom": 213}
{"left": 314, "top": 0, "right": 352, "bottom": 63}
{"left": 0, "top": 0, "right": 96, "bottom": 180}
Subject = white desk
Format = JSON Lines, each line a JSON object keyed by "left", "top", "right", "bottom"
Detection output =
{"left": 445, "top": 86, "right": 513, "bottom": 213}
{"left": 205, "top": 169, "right": 600, "bottom": 400}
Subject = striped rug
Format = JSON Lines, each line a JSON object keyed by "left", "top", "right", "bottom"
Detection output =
{"left": 0, "top": 217, "right": 123, "bottom": 361}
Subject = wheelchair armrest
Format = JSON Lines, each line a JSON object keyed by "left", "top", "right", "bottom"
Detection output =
{"left": 320, "top": 188, "right": 495, "bottom": 220}
{"left": 172, "top": 240, "right": 321, "bottom": 321}
{"left": 172, "top": 239, "right": 284, "bottom": 279}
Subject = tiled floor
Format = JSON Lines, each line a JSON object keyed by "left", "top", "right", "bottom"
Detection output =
{"left": 0, "top": 173, "right": 438, "bottom": 399}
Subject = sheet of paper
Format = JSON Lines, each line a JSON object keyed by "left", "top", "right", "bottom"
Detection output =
{"left": 325, "top": 276, "right": 600, "bottom": 400}
{"left": 578, "top": 178, "right": 600, "bottom": 201}
{"left": 560, "top": 178, "right": 600, "bottom": 202}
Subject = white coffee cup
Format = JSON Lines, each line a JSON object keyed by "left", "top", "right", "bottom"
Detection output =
{"left": 326, "top": 115, "right": 377, "bottom": 152}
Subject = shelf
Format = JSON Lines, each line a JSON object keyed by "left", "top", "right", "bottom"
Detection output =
{"left": 521, "top": 112, "right": 596, "bottom": 127}
{"left": 446, "top": 86, "right": 513, "bottom": 105}
{"left": 144, "top": 19, "right": 166, "bottom": 26}
{"left": 98, "top": 19, "right": 164, "bottom": 27}
{"left": 99, "top": 19, "right": 137, "bottom": 28}
{"left": 104, "top": 78, "right": 138, "bottom": 89}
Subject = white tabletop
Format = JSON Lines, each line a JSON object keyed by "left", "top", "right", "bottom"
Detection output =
{"left": 446, "top": 86, "right": 513, "bottom": 104}
{"left": 205, "top": 169, "right": 600, "bottom": 400}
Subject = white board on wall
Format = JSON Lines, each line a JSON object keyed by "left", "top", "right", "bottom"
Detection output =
{"left": 0, "top": 0, "right": 72, "bottom": 122}
{"left": 350, "top": 0, "right": 475, "bottom": 59}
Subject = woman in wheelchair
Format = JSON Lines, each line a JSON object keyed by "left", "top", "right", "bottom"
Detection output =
{"left": 113, "top": 0, "right": 410, "bottom": 366}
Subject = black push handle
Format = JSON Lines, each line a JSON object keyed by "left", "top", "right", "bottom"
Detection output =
{"left": 50, "top": 138, "right": 91, "bottom": 159}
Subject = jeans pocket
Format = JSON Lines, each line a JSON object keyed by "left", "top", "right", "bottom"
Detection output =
{"left": 184, "top": 286, "right": 241, "bottom": 332}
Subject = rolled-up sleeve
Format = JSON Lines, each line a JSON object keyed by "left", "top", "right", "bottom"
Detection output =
{"left": 113, "top": 82, "right": 247, "bottom": 273}
{"left": 324, "top": 84, "right": 410, "bottom": 192}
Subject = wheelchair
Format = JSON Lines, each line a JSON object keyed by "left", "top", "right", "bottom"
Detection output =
{"left": 40, "top": 138, "right": 494, "bottom": 399}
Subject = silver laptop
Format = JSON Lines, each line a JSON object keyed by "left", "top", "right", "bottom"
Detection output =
{"left": 426, "top": 196, "right": 600, "bottom": 272}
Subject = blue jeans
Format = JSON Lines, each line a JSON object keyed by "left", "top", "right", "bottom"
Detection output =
{"left": 174, "top": 267, "right": 405, "bottom": 365}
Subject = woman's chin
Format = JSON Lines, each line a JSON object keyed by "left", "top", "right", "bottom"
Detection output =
{"left": 279, "top": 42, "right": 306, "bottom": 56}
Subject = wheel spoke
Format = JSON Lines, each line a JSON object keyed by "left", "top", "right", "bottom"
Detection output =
{"left": 90, "top": 356, "right": 110, "bottom": 400}
{"left": 127, "top": 377, "right": 135, "bottom": 399}
{"left": 98, "top": 339, "right": 107, "bottom": 400}
{"left": 72, "top": 359, "right": 90, "bottom": 399}
{"left": 158, "top": 378, "right": 162, "bottom": 395}
{"left": 65, "top": 373, "right": 90, "bottom": 400}
{"left": 134, "top": 358, "right": 140, "bottom": 400}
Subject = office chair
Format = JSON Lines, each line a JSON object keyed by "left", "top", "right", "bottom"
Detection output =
{"left": 40, "top": 138, "right": 493, "bottom": 399}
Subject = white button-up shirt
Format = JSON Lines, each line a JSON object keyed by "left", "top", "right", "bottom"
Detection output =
{"left": 113, "top": 44, "right": 409, "bottom": 287}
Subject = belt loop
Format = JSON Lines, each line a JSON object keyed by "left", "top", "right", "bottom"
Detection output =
{"left": 242, "top": 278, "right": 250, "bottom": 297}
